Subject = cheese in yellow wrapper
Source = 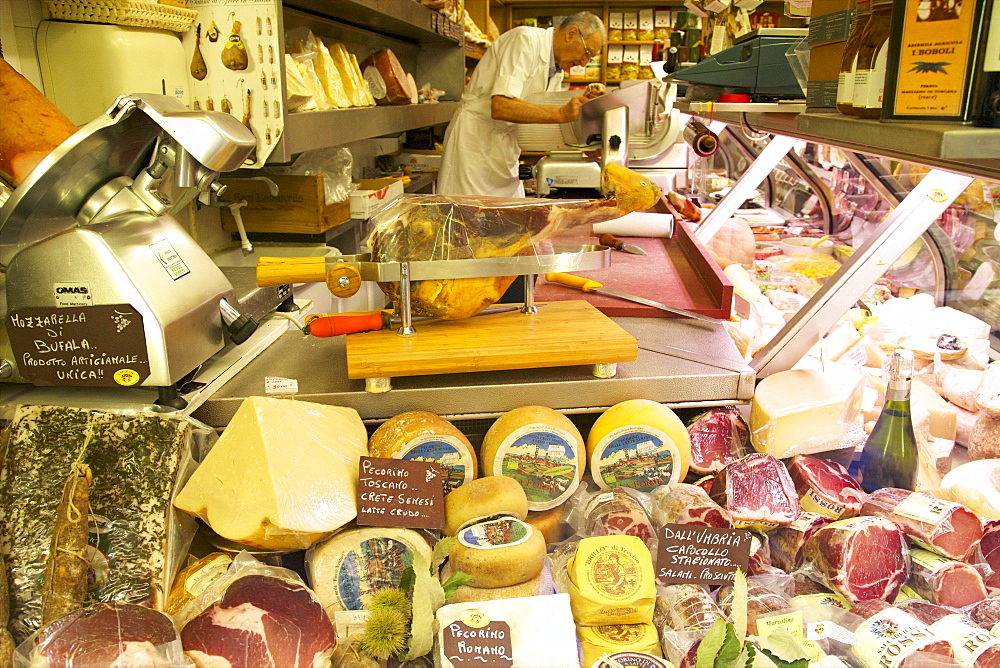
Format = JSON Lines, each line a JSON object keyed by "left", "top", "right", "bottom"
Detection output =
{"left": 568, "top": 536, "right": 657, "bottom": 626}
{"left": 578, "top": 623, "right": 663, "bottom": 667}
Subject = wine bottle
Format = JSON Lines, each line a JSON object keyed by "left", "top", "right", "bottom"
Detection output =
{"left": 858, "top": 349, "right": 918, "bottom": 493}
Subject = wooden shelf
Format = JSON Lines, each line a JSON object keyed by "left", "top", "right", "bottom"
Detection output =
{"left": 464, "top": 43, "right": 488, "bottom": 59}
{"left": 607, "top": 40, "right": 666, "bottom": 44}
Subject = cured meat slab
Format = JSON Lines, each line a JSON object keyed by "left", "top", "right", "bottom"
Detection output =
{"left": 801, "top": 516, "right": 909, "bottom": 603}
{"left": 786, "top": 455, "right": 865, "bottom": 520}
{"left": 685, "top": 407, "right": 752, "bottom": 475}
{"left": 709, "top": 453, "right": 801, "bottom": 531}
{"left": 861, "top": 488, "right": 983, "bottom": 561}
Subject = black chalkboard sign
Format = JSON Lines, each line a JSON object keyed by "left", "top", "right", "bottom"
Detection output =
{"left": 7, "top": 305, "right": 150, "bottom": 387}
{"left": 356, "top": 456, "right": 445, "bottom": 530}
{"left": 656, "top": 523, "right": 753, "bottom": 586}
{"left": 441, "top": 619, "right": 513, "bottom": 667}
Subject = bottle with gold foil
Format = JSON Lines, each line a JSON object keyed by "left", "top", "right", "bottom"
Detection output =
{"left": 836, "top": 0, "right": 872, "bottom": 115}
{"left": 857, "top": 349, "right": 918, "bottom": 493}
{"left": 852, "top": 0, "right": 894, "bottom": 118}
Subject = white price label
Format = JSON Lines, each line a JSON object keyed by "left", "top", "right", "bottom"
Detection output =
{"left": 265, "top": 376, "right": 299, "bottom": 394}
{"left": 807, "top": 621, "right": 855, "bottom": 645}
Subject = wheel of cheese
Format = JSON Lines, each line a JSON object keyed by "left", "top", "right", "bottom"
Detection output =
{"left": 586, "top": 400, "right": 691, "bottom": 491}
{"left": 370, "top": 411, "right": 477, "bottom": 495}
{"left": 307, "top": 527, "right": 432, "bottom": 612}
{"left": 482, "top": 406, "right": 585, "bottom": 511}
{"left": 526, "top": 505, "right": 568, "bottom": 544}
{"left": 578, "top": 623, "right": 663, "bottom": 668}
{"left": 446, "top": 570, "right": 545, "bottom": 604}
{"left": 444, "top": 475, "right": 528, "bottom": 536}
{"left": 449, "top": 517, "right": 545, "bottom": 588}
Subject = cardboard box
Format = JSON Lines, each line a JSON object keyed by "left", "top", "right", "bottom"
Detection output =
{"left": 396, "top": 150, "right": 443, "bottom": 172}
{"left": 806, "top": 40, "right": 846, "bottom": 108}
{"left": 350, "top": 178, "right": 405, "bottom": 219}
{"left": 808, "top": 0, "right": 854, "bottom": 45}
{"left": 219, "top": 175, "right": 404, "bottom": 234}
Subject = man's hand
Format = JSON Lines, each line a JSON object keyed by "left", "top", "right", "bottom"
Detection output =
{"left": 556, "top": 94, "right": 589, "bottom": 123}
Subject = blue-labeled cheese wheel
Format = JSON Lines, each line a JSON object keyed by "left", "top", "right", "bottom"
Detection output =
{"left": 444, "top": 475, "right": 529, "bottom": 536}
{"left": 586, "top": 400, "right": 691, "bottom": 491}
{"left": 482, "top": 406, "right": 584, "bottom": 511}
{"left": 369, "top": 411, "right": 477, "bottom": 495}
{"left": 449, "top": 517, "right": 545, "bottom": 588}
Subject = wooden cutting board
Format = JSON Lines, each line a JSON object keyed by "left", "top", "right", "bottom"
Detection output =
{"left": 345, "top": 300, "right": 637, "bottom": 379}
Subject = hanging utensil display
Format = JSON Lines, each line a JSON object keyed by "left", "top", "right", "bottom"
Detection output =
{"left": 205, "top": 96, "right": 215, "bottom": 111}
{"left": 222, "top": 18, "right": 249, "bottom": 71}
{"left": 191, "top": 23, "right": 208, "bottom": 80}
{"left": 242, "top": 89, "right": 258, "bottom": 165}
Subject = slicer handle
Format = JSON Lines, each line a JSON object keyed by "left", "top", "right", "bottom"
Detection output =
{"left": 544, "top": 273, "right": 603, "bottom": 292}
{"left": 307, "top": 312, "right": 386, "bottom": 337}
{"left": 256, "top": 257, "right": 327, "bottom": 287}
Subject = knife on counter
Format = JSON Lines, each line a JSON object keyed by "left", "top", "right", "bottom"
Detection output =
{"left": 304, "top": 303, "right": 535, "bottom": 336}
{"left": 544, "top": 273, "right": 719, "bottom": 324}
{"left": 597, "top": 233, "right": 647, "bottom": 256}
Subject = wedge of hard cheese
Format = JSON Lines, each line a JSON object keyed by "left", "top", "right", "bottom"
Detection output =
{"left": 174, "top": 397, "right": 368, "bottom": 550}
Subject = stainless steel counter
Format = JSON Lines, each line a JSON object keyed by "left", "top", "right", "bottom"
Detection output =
{"left": 191, "top": 315, "right": 754, "bottom": 427}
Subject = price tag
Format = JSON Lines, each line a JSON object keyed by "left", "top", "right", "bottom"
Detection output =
{"left": 264, "top": 376, "right": 298, "bottom": 394}
{"left": 656, "top": 524, "right": 752, "bottom": 585}
{"left": 441, "top": 613, "right": 513, "bottom": 667}
{"left": 356, "top": 456, "right": 444, "bottom": 530}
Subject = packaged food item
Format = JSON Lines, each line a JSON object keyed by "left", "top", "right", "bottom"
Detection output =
{"left": 786, "top": 454, "right": 865, "bottom": 519}
{"left": 623, "top": 13, "right": 638, "bottom": 41}
{"left": 450, "top": 517, "right": 546, "bottom": 588}
{"left": 637, "top": 10, "right": 655, "bottom": 41}
{"left": 905, "top": 547, "right": 987, "bottom": 608}
{"left": 621, "top": 45, "right": 640, "bottom": 80}
{"left": 898, "top": 599, "right": 1000, "bottom": 667}
{"left": 850, "top": 599, "right": 956, "bottom": 666}
{"left": 369, "top": 410, "right": 477, "bottom": 495}
{"left": 648, "top": 483, "right": 732, "bottom": 529}
{"left": 165, "top": 552, "right": 234, "bottom": 615}
{"left": 578, "top": 623, "right": 662, "bottom": 666}
{"left": 685, "top": 406, "right": 753, "bottom": 474}
{"left": 567, "top": 536, "right": 656, "bottom": 626}
{"left": 717, "top": 580, "right": 793, "bottom": 636}
{"left": 482, "top": 406, "right": 584, "bottom": 511}
{"left": 767, "top": 512, "right": 833, "bottom": 572}
{"left": 639, "top": 45, "right": 654, "bottom": 79}
{"left": 0, "top": 405, "right": 207, "bottom": 642}
{"left": 606, "top": 45, "right": 624, "bottom": 80}
{"left": 609, "top": 13, "right": 624, "bottom": 42}
{"left": 709, "top": 453, "right": 801, "bottom": 530}
{"left": 860, "top": 488, "right": 984, "bottom": 561}
{"left": 360, "top": 48, "right": 416, "bottom": 105}
{"left": 579, "top": 486, "right": 656, "bottom": 548}
{"left": 655, "top": 11, "right": 673, "bottom": 40}
{"left": 174, "top": 397, "right": 368, "bottom": 550}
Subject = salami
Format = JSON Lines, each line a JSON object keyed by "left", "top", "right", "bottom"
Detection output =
{"left": 658, "top": 583, "right": 727, "bottom": 632}
{"left": 861, "top": 488, "right": 984, "bottom": 561}
{"left": 716, "top": 581, "right": 791, "bottom": 635}
{"left": 583, "top": 487, "right": 655, "bottom": 548}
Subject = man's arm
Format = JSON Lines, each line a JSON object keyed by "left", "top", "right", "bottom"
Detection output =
{"left": 491, "top": 94, "right": 588, "bottom": 124}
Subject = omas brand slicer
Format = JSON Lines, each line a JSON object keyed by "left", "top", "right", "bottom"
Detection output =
{"left": 0, "top": 94, "right": 258, "bottom": 408}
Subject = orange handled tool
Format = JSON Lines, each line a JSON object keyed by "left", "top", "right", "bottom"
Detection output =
{"left": 306, "top": 311, "right": 390, "bottom": 337}
{"left": 597, "top": 233, "right": 647, "bottom": 255}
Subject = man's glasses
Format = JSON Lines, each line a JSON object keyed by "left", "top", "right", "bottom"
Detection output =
{"left": 577, "top": 31, "right": 596, "bottom": 60}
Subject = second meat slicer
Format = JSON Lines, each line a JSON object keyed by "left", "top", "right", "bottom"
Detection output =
{"left": 0, "top": 94, "right": 258, "bottom": 408}
{"left": 519, "top": 79, "right": 686, "bottom": 197}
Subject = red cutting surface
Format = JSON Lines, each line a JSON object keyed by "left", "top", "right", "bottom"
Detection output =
{"left": 533, "top": 229, "right": 733, "bottom": 319}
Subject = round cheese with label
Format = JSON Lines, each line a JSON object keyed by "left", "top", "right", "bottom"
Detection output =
{"left": 586, "top": 400, "right": 691, "bottom": 491}
{"left": 444, "top": 475, "right": 528, "bottom": 536}
{"left": 578, "top": 623, "right": 663, "bottom": 667}
{"left": 483, "top": 406, "right": 584, "bottom": 511}
{"left": 449, "top": 517, "right": 545, "bottom": 588}
{"left": 446, "top": 571, "right": 546, "bottom": 604}
{"left": 369, "top": 411, "right": 477, "bottom": 495}
{"left": 526, "top": 505, "right": 568, "bottom": 545}
{"left": 307, "top": 527, "right": 433, "bottom": 612}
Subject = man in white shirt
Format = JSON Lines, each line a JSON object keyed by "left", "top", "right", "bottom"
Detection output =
{"left": 437, "top": 12, "right": 606, "bottom": 197}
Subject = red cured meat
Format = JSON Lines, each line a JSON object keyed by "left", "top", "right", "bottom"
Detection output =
{"left": 897, "top": 601, "right": 1000, "bottom": 668}
{"left": 970, "top": 598, "right": 1000, "bottom": 630}
{"left": 650, "top": 483, "right": 732, "bottom": 529}
{"left": 710, "top": 453, "right": 801, "bottom": 530}
{"left": 767, "top": 512, "right": 833, "bottom": 572}
{"left": 851, "top": 600, "right": 956, "bottom": 667}
{"left": 583, "top": 486, "right": 655, "bottom": 548}
{"left": 685, "top": 407, "right": 752, "bottom": 474}
{"left": 786, "top": 455, "right": 865, "bottom": 520}
{"left": 907, "top": 551, "right": 987, "bottom": 608}
{"left": 31, "top": 603, "right": 179, "bottom": 667}
{"left": 801, "top": 516, "right": 909, "bottom": 603}
{"left": 181, "top": 574, "right": 336, "bottom": 668}
{"left": 980, "top": 519, "right": 1000, "bottom": 587}
{"left": 359, "top": 49, "right": 413, "bottom": 105}
{"left": 861, "top": 488, "right": 983, "bottom": 562}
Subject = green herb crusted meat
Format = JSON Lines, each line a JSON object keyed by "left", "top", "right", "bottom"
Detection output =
{"left": 0, "top": 405, "right": 192, "bottom": 642}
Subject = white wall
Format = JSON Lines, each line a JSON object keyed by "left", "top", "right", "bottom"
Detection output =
{"left": 0, "top": 0, "right": 43, "bottom": 88}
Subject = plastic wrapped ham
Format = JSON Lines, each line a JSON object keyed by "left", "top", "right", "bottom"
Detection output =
{"left": 649, "top": 483, "right": 732, "bottom": 529}
{"left": 657, "top": 584, "right": 727, "bottom": 633}
{"left": 767, "top": 511, "right": 833, "bottom": 572}
{"left": 861, "top": 488, "right": 984, "bottom": 561}
{"left": 980, "top": 519, "right": 1000, "bottom": 588}
{"left": 850, "top": 599, "right": 956, "bottom": 667}
{"left": 360, "top": 48, "right": 416, "bottom": 105}
{"left": 786, "top": 454, "right": 866, "bottom": 520}
{"left": 709, "top": 453, "right": 801, "bottom": 531}
{"left": 800, "top": 516, "right": 910, "bottom": 604}
{"left": 897, "top": 600, "right": 1000, "bottom": 667}
{"left": 905, "top": 547, "right": 987, "bottom": 608}
{"left": 716, "top": 580, "right": 792, "bottom": 636}
{"left": 366, "top": 163, "right": 661, "bottom": 319}
{"left": 14, "top": 604, "right": 184, "bottom": 667}
{"left": 580, "top": 486, "right": 655, "bottom": 549}
{"left": 684, "top": 407, "right": 752, "bottom": 474}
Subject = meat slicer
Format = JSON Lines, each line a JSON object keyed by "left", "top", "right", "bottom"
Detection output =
{"left": 519, "top": 79, "right": 687, "bottom": 197}
{"left": 0, "top": 94, "right": 258, "bottom": 408}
